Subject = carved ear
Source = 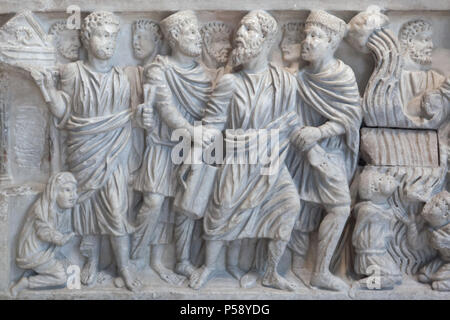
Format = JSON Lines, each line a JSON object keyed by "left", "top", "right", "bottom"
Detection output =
{"left": 170, "top": 29, "right": 179, "bottom": 41}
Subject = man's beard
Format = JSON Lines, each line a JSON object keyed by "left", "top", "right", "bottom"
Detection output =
{"left": 409, "top": 47, "right": 432, "bottom": 66}
{"left": 231, "top": 36, "right": 264, "bottom": 67}
{"left": 179, "top": 41, "right": 201, "bottom": 57}
{"left": 60, "top": 45, "right": 79, "bottom": 61}
{"left": 93, "top": 47, "right": 114, "bottom": 60}
{"left": 210, "top": 47, "right": 230, "bottom": 66}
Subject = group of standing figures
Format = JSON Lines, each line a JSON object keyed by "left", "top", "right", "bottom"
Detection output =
{"left": 10, "top": 7, "right": 450, "bottom": 296}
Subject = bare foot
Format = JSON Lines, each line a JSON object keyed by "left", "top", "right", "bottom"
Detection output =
{"left": 120, "top": 267, "right": 142, "bottom": 292}
{"left": 310, "top": 272, "right": 349, "bottom": 291}
{"left": 432, "top": 280, "right": 450, "bottom": 291}
{"left": 262, "top": 270, "right": 295, "bottom": 291}
{"left": 189, "top": 266, "right": 212, "bottom": 290}
{"left": 240, "top": 270, "right": 259, "bottom": 289}
{"left": 10, "top": 277, "right": 28, "bottom": 297}
{"left": 81, "top": 259, "right": 98, "bottom": 286}
{"left": 175, "top": 261, "right": 196, "bottom": 278}
{"left": 152, "top": 263, "right": 186, "bottom": 286}
{"left": 226, "top": 265, "right": 245, "bottom": 280}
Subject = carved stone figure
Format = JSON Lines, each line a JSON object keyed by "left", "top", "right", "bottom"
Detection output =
{"left": 398, "top": 20, "right": 449, "bottom": 123}
{"left": 126, "top": 19, "right": 163, "bottom": 180}
{"left": 400, "top": 191, "right": 450, "bottom": 291}
{"left": 200, "top": 21, "right": 232, "bottom": 86}
{"left": 347, "top": 7, "right": 448, "bottom": 277}
{"left": 0, "top": 4, "right": 449, "bottom": 301}
{"left": 352, "top": 170, "right": 402, "bottom": 290}
{"left": 124, "top": 19, "right": 167, "bottom": 284}
{"left": 131, "top": 10, "right": 213, "bottom": 285}
{"left": 32, "top": 11, "right": 141, "bottom": 292}
{"left": 190, "top": 10, "right": 301, "bottom": 292}
{"left": 347, "top": 7, "right": 449, "bottom": 128}
{"left": 288, "top": 10, "right": 362, "bottom": 291}
{"left": 280, "top": 22, "right": 305, "bottom": 74}
{"left": 48, "top": 21, "right": 81, "bottom": 63}
{"left": 10, "top": 172, "right": 77, "bottom": 297}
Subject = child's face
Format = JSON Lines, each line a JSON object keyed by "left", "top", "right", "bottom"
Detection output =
{"left": 56, "top": 182, "right": 78, "bottom": 209}
{"left": 423, "top": 199, "right": 449, "bottom": 228}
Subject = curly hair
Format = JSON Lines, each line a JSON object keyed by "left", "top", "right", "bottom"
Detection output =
{"left": 246, "top": 10, "right": 278, "bottom": 44}
{"left": 81, "top": 11, "right": 120, "bottom": 46}
{"left": 200, "top": 21, "right": 232, "bottom": 46}
{"left": 132, "top": 19, "right": 163, "bottom": 44}
{"left": 49, "top": 20, "right": 71, "bottom": 36}
{"left": 422, "top": 190, "right": 450, "bottom": 223}
{"left": 281, "top": 22, "right": 305, "bottom": 42}
{"left": 398, "top": 19, "right": 432, "bottom": 53}
{"left": 160, "top": 10, "right": 198, "bottom": 49}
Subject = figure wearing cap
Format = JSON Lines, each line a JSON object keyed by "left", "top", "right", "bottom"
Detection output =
{"left": 131, "top": 10, "right": 214, "bottom": 284}
{"left": 287, "top": 10, "right": 363, "bottom": 291}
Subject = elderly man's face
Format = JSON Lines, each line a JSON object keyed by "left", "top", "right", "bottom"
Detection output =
{"left": 231, "top": 15, "right": 265, "bottom": 67}
{"left": 133, "top": 28, "right": 156, "bottom": 60}
{"left": 208, "top": 32, "right": 231, "bottom": 65}
{"left": 301, "top": 24, "right": 333, "bottom": 63}
{"left": 58, "top": 29, "right": 81, "bottom": 61}
{"left": 280, "top": 30, "right": 302, "bottom": 63}
{"left": 177, "top": 21, "right": 202, "bottom": 57}
{"left": 89, "top": 24, "right": 119, "bottom": 60}
{"left": 409, "top": 30, "right": 433, "bottom": 65}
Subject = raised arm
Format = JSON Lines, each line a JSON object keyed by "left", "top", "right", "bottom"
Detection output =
{"left": 31, "top": 66, "right": 70, "bottom": 121}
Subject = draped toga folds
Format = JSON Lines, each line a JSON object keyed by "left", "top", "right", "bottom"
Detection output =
{"left": 57, "top": 61, "right": 133, "bottom": 236}
{"left": 286, "top": 60, "right": 362, "bottom": 208}
{"left": 134, "top": 55, "right": 213, "bottom": 196}
{"left": 202, "top": 64, "right": 301, "bottom": 242}
{"left": 16, "top": 175, "right": 72, "bottom": 288}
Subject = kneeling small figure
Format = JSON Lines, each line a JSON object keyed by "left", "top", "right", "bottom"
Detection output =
{"left": 11, "top": 172, "right": 78, "bottom": 297}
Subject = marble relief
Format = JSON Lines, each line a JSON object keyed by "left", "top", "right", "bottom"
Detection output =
{"left": 0, "top": 4, "right": 448, "bottom": 299}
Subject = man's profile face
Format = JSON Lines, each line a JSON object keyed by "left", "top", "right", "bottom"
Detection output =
{"left": 177, "top": 21, "right": 202, "bottom": 57}
{"left": 208, "top": 32, "right": 231, "bottom": 65}
{"left": 408, "top": 30, "right": 433, "bottom": 65}
{"left": 58, "top": 29, "right": 81, "bottom": 61}
{"left": 280, "top": 30, "right": 302, "bottom": 63}
{"left": 89, "top": 24, "right": 119, "bottom": 60}
{"left": 301, "top": 24, "right": 333, "bottom": 63}
{"left": 133, "top": 28, "right": 156, "bottom": 60}
{"left": 231, "top": 15, "right": 265, "bottom": 67}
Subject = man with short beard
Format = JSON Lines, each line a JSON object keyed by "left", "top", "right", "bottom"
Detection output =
{"left": 132, "top": 10, "right": 213, "bottom": 282}
{"left": 398, "top": 19, "right": 449, "bottom": 120}
{"left": 190, "top": 10, "right": 301, "bottom": 291}
{"left": 288, "top": 10, "right": 362, "bottom": 291}
{"left": 200, "top": 21, "right": 232, "bottom": 87}
{"left": 48, "top": 20, "right": 81, "bottom": 63}
{"left": 32, "top": 11, "right": 141, "bottom": 292}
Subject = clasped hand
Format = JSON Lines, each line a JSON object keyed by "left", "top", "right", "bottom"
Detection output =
{"left": 290, "top": 126, "right": 322, "bottom": 151}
